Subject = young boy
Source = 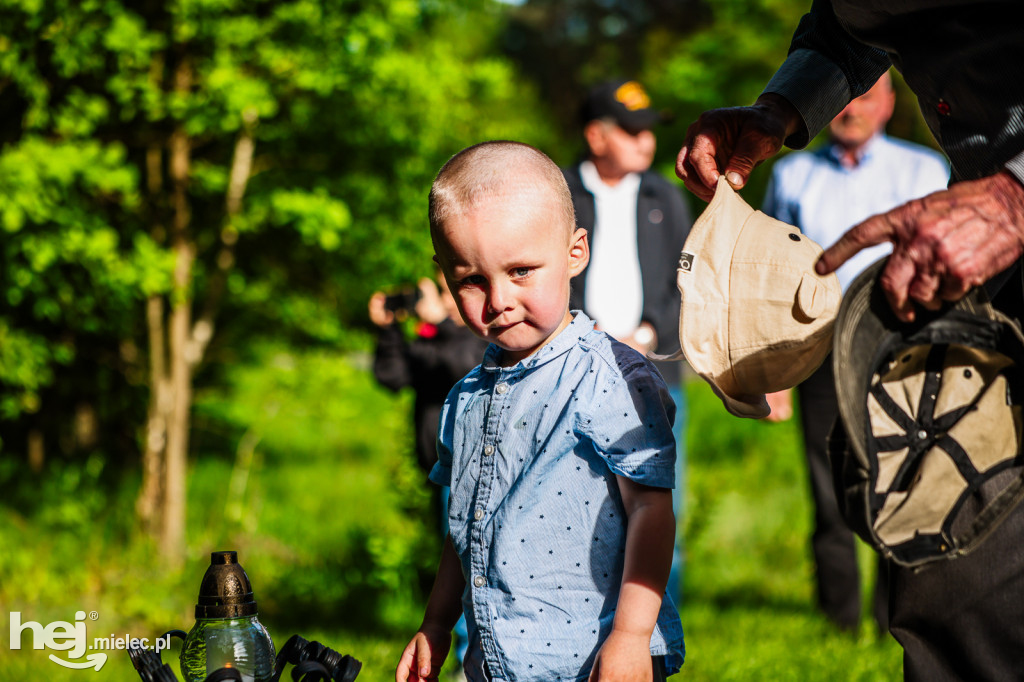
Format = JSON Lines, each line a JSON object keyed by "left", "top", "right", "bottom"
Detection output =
{"left": 396, "top": 141, "right": 684, "bottom": 682}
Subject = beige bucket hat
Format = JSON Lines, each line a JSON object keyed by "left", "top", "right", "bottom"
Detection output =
{"left": 662, "top": 177, "right": 841, "bottom": 418}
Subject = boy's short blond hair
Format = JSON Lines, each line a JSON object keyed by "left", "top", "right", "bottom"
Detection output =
{"left": 429, "top": 141, "right": 576, "bottom": 244}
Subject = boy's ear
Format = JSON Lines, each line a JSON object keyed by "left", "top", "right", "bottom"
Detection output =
{"left": 568, "top": 227, "right": 589, "bottom": 277}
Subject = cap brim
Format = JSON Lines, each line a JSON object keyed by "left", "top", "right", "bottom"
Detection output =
{"left": 616, "top": 108, "right": 662, "bottom": 133}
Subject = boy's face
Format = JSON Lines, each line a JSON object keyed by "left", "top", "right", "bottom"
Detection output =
{"left": 434, "top": 189, "right": 589, "bottom": 365}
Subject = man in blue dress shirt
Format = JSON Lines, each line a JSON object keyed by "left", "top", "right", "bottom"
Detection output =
{"left": 760, "top": 71, "right": 948, "bottom": 634}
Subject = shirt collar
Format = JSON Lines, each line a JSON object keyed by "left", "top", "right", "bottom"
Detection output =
{"left": 482, "top": 311, "right": 595, "bottom": 373}
{"left": 579, "top": 160, "right": 642, "bottom": 197}
{"left": 826, "top": 132, "right": 885, "bottom": 169}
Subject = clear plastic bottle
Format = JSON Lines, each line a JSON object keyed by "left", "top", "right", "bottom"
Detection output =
{"left": 179, "top": 551, "right": 276, "bottom": 682}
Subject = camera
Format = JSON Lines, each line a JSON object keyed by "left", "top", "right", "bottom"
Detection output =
{"left": 384, "top": 287, "right": 422, "bottom": 314}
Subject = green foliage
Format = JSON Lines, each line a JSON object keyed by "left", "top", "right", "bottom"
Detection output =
{"left": 0, "top": 0, "right": 557, "bottom": 464}
{"left": 189, "top": 344, "right": 434, "bottom": 626}
{"left": 638, "top": 0, "right": 808, "bottom": 208}
{"left": 0, "top": 320, "right": 53, "bottom": 417}
{"left": 682, "top": 379, "right": 902, "bottom": 680}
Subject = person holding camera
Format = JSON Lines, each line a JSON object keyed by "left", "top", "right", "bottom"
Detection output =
{"left": 369, "top": 276, "right": 488, "bottom": 479}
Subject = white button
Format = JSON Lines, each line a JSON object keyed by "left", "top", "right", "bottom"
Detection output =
{"left": 484, "top": 444, "right": 494, "bottom": 455}
{"left": 495, "top": 382, "right": 509, "bottom": 394}
{"left": 473, "top": 575, "right": 486, "bottom": 587}
{"left": 474, "top": 508, "right": 484, "bottom": 520}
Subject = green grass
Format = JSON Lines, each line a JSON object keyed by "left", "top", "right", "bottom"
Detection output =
{"left": 679, "top": 379, "right": 901, "bottom": 680}
{"left": 0, "top": 347, "right": 901, "bottom": 680}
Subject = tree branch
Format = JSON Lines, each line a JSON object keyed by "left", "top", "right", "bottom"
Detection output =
{"left": 190, "top": 108, "right": 258, "bottom": 364}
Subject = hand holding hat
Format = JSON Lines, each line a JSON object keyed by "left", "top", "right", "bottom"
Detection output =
{"left": 675, "top": 94, "right": 802, "bottom": 202}
{"left": 661, "top": 177, "right": 841, "bottom": 418}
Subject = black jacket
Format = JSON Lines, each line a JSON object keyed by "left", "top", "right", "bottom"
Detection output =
{"left": 563, "top": 164, "right": 692, "bottom": 383}
{"left": 373, "top": 319, "right": 487, "bottom": 473}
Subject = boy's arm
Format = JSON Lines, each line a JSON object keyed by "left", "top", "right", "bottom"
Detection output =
{"left": 396, "top": 534, "right": 466, "bottom": 682}
{"left": 590, "top": 477, "right": 675, "bottom": 682}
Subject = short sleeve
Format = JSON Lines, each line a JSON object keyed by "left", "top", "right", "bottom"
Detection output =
{"left": 428, "top": 396, "right": 455, "bottom": 487}
{"left": 581, "top": 352, "right": 677, "bottom": 488}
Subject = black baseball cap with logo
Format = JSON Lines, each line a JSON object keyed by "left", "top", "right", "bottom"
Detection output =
{"left": 581, "top": 80, "right": 662, "bottom": 134}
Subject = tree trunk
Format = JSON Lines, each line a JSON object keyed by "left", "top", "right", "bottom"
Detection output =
{"left": 138, "top": 142, "right": 168, "bottom": 534}
{"left": 27, "top": 428, "right": 44, "bottom": 473}
{"left": 159, "top": 58, "right": 194, "bottom": 565}
{"left": 140, "top": 55, "right": 256, "bottom": 563}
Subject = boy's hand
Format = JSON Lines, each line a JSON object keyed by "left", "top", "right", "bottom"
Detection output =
{"left": 588, "top": 629, "right": 654, "bottom": 682}
{"left": 395, "top": 626, "right": 451, "bottom": 682}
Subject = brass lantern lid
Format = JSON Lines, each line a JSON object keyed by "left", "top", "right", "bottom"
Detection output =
{"left": 194, "top": 550, "right": 259, "bottom": 619}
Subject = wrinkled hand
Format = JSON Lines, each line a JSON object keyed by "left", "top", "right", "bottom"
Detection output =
{"left": 395, "top": 626, "right": 451, "bottom": 682}
{"left": 817, "top": 171, "right": 1024, "bottom": 322}
{"left": 676, "top": 94, "right": 800, "bottom": 202}
{"left": 764, "top": 390, "right": 793, "bottom": 423}
{"left": 588, "top": 630, "right": 653, "bottom": 682}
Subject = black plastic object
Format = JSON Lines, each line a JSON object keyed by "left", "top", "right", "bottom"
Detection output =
{"left": 131, "top": 633, "right": 361, "bottom": 682}
{"left": 383, "top": 287, "right": 421, "bottom": 313}
{"left": 195, "top": 550, "right": 259, "bottom": 619}
{"left": 129, "top": 640, "right": 179, "bottom": 682}
{"left": 274, "top": 635, "right": 361, "bottom": 682}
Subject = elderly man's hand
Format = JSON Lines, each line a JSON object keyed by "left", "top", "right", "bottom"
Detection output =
{"left": 816, "top": 171, "right": 1024, "bottom": 321}
{"left": 676, "top": 94, "right": 802, "bottom": 202}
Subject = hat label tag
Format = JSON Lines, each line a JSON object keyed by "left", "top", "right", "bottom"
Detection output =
{"left": 679, "top": 252, "right": 695, "bottom": 273}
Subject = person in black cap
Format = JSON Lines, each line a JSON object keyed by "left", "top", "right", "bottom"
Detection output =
{"left": 562, "top": 79, "right": 693, "bottom": 606}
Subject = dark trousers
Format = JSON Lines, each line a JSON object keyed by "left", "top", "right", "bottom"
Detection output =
{"left": 890, "top": 500, "right": 1024, "bottom": 681}
{"left": 797, "top": 359, "right": 888, "bottom": 631}
{"left": 653, "top": 656, "right": 668, "bottom": 681}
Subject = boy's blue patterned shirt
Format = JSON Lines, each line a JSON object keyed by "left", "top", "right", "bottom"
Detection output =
{"left": 430, "top": 312, "right": 685, "bottom": 682}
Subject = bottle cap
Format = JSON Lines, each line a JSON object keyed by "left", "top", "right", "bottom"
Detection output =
{"left": 194, "top": 550, "right": 259, "bottom": 619}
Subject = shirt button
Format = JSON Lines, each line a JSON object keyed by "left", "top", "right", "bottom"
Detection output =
{"left": 474, "top": 508, "right": 484, "bottom": 520}
{"left": 495, "top": 382, "right": 509, "bottom": 394}
{"left": 483, "top": 444, "right": 494, "bottom": 456}
{"left": 473, "top": 575, "right": 486, "bottom": 587}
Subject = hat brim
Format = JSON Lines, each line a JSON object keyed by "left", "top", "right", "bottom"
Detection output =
{"left": 615, "top": 108, "right": 662, "bottom": 133}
